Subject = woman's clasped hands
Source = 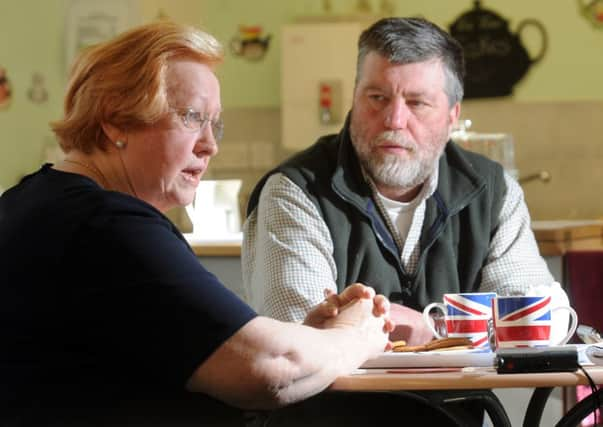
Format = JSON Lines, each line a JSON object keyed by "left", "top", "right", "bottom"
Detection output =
{"left": 304, "top": 283, "right": 396, "bottom": 352}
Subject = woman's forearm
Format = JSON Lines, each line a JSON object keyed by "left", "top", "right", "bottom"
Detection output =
{"left": 187, "top": 310, "right": 386, "bottom": 410}
{"left": 250, "top": 322, "right": 371, "bottom": 407}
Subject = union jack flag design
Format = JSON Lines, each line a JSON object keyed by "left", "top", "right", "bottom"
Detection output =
{"left": 492, "top": 296, "right": 552, "bottom": 348}
{"left": 443, "top": 293, "right": 495, "bottom": 348}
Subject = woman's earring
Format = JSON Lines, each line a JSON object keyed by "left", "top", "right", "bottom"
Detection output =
{"left": 115, "top": 140, "right": 126, "bottom": 149}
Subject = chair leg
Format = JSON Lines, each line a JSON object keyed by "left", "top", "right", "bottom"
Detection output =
{"left": 523, "top": 387, "right": 554, "bottom": 427}
{"left": 458, "top": 390, "right": 512, "bottom": 427}
{"left": 423, "top": 390, "right": 512, "bottom": 427}
{"left": 555, "top": 387, "right": 603, "bottom": 427}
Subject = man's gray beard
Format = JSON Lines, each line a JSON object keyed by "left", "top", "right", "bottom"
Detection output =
{"left": 350, "top": 123, "right": 448, "bottom": 189}
{"left": 361, "top": 153, "right": 436, "bottom": 189}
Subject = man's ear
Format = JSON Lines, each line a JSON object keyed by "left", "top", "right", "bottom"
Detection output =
{"left": 448, "top": 102, "right": 461, "bottom": 135}
{"left": 100, "top": 122, "right": 125, "bottom": 145}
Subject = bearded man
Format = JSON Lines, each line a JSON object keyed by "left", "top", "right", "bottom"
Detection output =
{"left": 242, "top": 17, "right": 567, "bottom": 346}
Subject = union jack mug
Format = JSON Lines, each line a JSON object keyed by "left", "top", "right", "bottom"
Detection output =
{"left": 422, "top": 292, "right": 496, "bottom": 349}
{"left": 491, "top": 295, "right": 578, "bottom": 349}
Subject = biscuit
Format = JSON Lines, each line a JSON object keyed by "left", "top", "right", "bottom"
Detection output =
{"left": 391, "top": 340, "right": 407, "bottom": 348}
{"left": 425, "top": 337, "right": 472, "bottom": 351}
{"left": 391, "top": 337, "right": 473, "bottom": 353}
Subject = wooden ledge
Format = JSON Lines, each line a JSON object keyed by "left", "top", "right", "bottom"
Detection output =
{"left": 184, "top": 221, "right": 603, "bottom": 258}
{"left": 532, "top": 220, "right": 603, "bottom": 256}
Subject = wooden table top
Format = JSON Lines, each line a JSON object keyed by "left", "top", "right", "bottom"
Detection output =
{"left": 331, "top": 365, "right": 603, "bottom": 391}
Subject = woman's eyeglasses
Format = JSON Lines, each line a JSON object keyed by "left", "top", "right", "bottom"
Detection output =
{"left": 172, "top": 107, "right": 224, "bottom": 142}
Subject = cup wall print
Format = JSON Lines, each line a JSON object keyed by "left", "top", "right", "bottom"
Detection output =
{"left": 492, "top": 296, "right": 552, "bottom": 348}
{"left": 442, "top": 293, "right": 496, "bottom": 348}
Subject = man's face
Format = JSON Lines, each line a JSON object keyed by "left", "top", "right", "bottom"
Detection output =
{"left": 350, "top": 52, "right": 460, "bottom": 199}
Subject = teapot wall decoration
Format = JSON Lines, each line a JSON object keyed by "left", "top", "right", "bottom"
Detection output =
{"left": 578, "top": 0, "right": 603, "bottom": 28}
{"left": 230, "top": 25, "right": 271, "bottom": 62}
{"left": 449, "top": 1, "right": 548, "bottom": 98}
{"left": 0, "top": 66, "right": 12, "bottom": 110}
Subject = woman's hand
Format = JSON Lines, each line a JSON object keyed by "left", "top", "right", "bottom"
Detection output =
{"left": 322, "top": 294, "right": 395, "bottom": 355}
{"left": 303, "top": 283, "right": 391, "bottom": 329}
{"left": 303, "top": 283, "right": 395, "bottom": 354}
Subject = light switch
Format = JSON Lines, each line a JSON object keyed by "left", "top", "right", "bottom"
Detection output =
{"left": 318, "top": 79, "right": 342, "bottom": 125}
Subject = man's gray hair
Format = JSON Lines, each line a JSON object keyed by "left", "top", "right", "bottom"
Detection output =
{"left": 356, "top": 17, "right": 465, "bottom": 106}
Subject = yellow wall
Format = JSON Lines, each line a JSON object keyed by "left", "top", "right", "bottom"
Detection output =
{"left": 0, "top": 1, "right": 65, "bottom": 189}
{"left": 0, "top": 0, "right": 602, "bottom": 191}
{"left": 209, "top": 0, "right": 603, "bottom": 108}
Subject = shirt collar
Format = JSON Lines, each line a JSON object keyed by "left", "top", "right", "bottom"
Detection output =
{"left": 365, "top": 163, "right": 439, "bottom": 208}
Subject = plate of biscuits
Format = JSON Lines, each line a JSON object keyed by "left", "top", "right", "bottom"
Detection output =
{"left": 361, "top": 337, "right": 495, "bottom": 369}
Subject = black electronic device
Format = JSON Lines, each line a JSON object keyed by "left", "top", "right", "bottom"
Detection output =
{"left": 495, "top": 346, "right": 579, "bottom": 374}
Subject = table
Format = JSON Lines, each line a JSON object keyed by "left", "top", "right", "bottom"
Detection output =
{"left": 331, "top": 366, "right": 603, "bottom": 427}
{"left": 332, "top": 366, "right": 603, "bottom": 391}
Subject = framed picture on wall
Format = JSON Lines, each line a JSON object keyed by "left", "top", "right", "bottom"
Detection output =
{"left": 64, "top": 0, "right": 141, "bottom": 75}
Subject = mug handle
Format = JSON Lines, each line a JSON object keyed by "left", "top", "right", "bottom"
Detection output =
{"left": 552, "top": 306, "right": 579, "bottom": 345}
{"left": 422, "top": 302, "right": 446, "bottom": 339}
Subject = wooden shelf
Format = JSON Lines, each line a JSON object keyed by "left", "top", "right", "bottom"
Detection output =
{"left": 190, "top": 243, "right": 241, "bottom": 257}
{"left": 186, "top": 221, "right": 603, "bottom": 258}
{"left": 532, "top": 220, "right": 603, "bottom": 256}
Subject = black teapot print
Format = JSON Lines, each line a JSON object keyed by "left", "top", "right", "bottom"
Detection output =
{"left": 449, "top": 1, "right": 548, "bottom": 98}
